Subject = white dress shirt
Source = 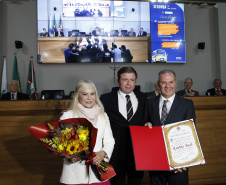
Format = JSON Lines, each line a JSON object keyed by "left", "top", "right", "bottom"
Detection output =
{"left": 11, "top": 92, "right": 17, "bottom": 100}
{"left": 159, "top": 94, "right": 175, "bottom": 119}
{"left": 118, "top": 90, "right": 138, "bottom": 120}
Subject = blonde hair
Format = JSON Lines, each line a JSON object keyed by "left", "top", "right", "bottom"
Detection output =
{"left": 70, "top": 80, "right": 105, "bottom": 117}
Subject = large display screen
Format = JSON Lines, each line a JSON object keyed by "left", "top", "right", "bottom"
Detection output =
{"left": 150, "top": 3, "right": 185, "bottom": 63}
{"left": 37, "top": 1, "right": 185, "bottom": 64}
{"left": 62, "top": 1, "right": 126, "bottom": 18}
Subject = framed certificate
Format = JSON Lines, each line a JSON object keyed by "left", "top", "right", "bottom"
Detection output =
{"left": 130, "top": 119, "right": 205, "bottom": 171}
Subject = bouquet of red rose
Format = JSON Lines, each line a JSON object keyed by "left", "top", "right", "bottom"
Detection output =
{"left": 28, "top": 118, "right": 116, "bottom": 181}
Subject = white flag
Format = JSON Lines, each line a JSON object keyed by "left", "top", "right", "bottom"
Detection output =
{"left": 1, "top": 57, "right": 8, "bottom": 94}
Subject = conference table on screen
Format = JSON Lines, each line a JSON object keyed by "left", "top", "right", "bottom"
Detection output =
{"left": 38, "top": 36, "right": 151, "bottom": 63}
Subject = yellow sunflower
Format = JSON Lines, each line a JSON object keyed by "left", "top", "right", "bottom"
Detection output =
{"left": 66, "top": 141, "right": 79, "bottom": 155}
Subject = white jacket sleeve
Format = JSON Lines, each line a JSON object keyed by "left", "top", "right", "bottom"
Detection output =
{"left": 101, "top": 113, "right": 115, "bottom": 162}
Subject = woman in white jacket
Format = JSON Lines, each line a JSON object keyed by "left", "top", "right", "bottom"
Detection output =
{"left": 60, "top": 80, "right": 115, "bottom": 185}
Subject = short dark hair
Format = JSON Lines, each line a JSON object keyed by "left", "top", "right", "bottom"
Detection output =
{"left": 69, "top": 43, "right": 74, "bottom": 50}
{"left": 113, "top": 44, "right": 117, "bottom": 49}
{"left": 121, "top": 45, "right": 126, "bottom": 51}
{"left": 117, "top": 66, "right": 137, "bottom": 80}
{"left": 158, "top": 69, "right": 176, "bottom": 81}
{"left": 103, "top": 44, "right": 108, "bottom": 51}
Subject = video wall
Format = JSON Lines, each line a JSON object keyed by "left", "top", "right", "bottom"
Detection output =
{"left": 150, "top": 3, "right": 185, "bottom": 63}
{"left": 63, "top": 1, "right": 126, "bottom": 18}
{"left": 37, "top": 0, "right": 185, "bottom": 64}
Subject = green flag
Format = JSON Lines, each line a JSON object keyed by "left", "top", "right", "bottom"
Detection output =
{"left": 13, "top": 55, "right": 21, "bottom": 92}
{"left": 53, "top": 14, "right": 57, "bottom": 37}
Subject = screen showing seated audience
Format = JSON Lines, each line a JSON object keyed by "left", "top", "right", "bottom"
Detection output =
{"left": 37, "top": 0, "right": 185, "bottom": 64}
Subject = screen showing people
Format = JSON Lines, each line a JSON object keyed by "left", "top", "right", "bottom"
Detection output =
{"left": 64, "top": 36, "right": 133, "bottom": 63}
{"left": 37, "top": 0, "right": 152, "bottom": 63}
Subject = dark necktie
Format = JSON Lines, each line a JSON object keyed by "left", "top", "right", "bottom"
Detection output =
{"left": 11, "top": 94, "right": 14, "bottom": 100}
{"left": 126, "top": 95, "right": 133, "bottom": 121}
{"left": 161, "top": 100, "right": 168, "bottom": 125}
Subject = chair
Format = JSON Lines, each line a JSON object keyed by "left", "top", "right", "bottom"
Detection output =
{"left": 41, "top": 90, "right": 65, "bottom": 100}
{"left": 69, "top": 91, "right": 74, "bottom": 99}
{"left": 122, "top": 30, "right": 128, "bottom": 36}
{"left": 110, "top": 30, "right": 118, "bottom": 37}
{"left": 68, "top": 30, "right": 79, "bottom": 37}
{"left": 78, "top": 32, "right": 86, "bottom": 36}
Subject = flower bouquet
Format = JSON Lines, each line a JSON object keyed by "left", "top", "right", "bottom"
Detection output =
{"left": 28, "top": 118, "right": 116, "bottom": 181}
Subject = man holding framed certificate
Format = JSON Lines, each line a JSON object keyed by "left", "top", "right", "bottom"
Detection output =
{"left": 144, "top": 69, "right": 196, "bottom": 185}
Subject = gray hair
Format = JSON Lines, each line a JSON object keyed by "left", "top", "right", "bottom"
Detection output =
{"left": 158, "top": 69, "right": 176, "bottom": 81}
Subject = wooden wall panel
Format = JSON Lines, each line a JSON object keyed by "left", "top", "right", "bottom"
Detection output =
{"left": 0, "top": 97, "right": 226, "bottom": 185}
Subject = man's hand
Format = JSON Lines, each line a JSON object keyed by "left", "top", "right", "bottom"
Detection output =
{"left": 174, "top": 167, "right": 187, "bottom": 173}
{"left": 144, "top": 122, "right": 152, "bottom": 129}
{"left": 187, "top": 92, "right": 195, "bottom": 96}
{"left": 216, "top": 90, "right": 223, "bottom": 96}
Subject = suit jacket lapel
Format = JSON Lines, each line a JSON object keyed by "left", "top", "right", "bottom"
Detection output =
{"left": 154, "top": 96, "right": 161, "bottom": 124}
{"left": 166, "top": 95, "right": 179, "bottom": 124}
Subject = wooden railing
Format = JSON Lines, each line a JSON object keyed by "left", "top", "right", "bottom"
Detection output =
{"left": 0, "top": 96, "right": 226, "bottom": 185}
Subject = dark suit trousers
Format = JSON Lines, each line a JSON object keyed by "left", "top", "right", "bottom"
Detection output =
{"left": 149, "top": 170, "right": 188, "bottom": 185}
{"left": 111, "top": 147, "right": 144, "bottom": 185}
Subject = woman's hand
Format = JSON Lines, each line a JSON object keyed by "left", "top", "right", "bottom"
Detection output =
{"left": 144, "top": 122, "right": 152, "bottom": 129}
{"left": 92, "top": 151, "right": 105, "bottom": 166}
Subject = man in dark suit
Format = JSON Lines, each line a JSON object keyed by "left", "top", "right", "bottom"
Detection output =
{"left": 146, "top": 81, "right": 161, "bottom": 98}
{"left": 145, "top": 69, "right": 196, "bottom": 185}
{"left": 92, "top": 27, "right": 100, "bottom": 36}
{"left": 128, "top": 28, "right": 136, "bottom": 37}
{"left": 55, "top": 28, "right": 64, "bottom": 37}
{"left": 121, "top": 45, "right": 133, "bottom": 63}
{"left": 1, "top": 80, "right": 30, "bottom": 100}
{"left": 137, "top": 28, "right": 147, "bottom": 37}
{"left": 206, "top": 79, "right": 226, "bottom": 96}
{"left": 176, "top": 78, "right": 199, "bottom": 97}
{"left": 100, "top": 66, "right": 146, "bottom": 185}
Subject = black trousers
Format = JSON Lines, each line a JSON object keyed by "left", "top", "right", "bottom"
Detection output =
{"left": 149, "top": 170, "right": 189, "bottom": 185}
{"left": 110, "top": 158, "right": 144, "bottom": 185}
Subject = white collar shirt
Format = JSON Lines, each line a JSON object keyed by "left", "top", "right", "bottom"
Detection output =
{"left": 215, "top": 88, "right": 221, "bottom": 92}
{"left": 185, "top": 89, "right": 191, "bottom": 94}
{"left": 118, "top": 90, "right": 138, "bottom": 120}
{"left": 11, "top": 92, "right": 17, "bottom": 100}
{"left": 159, "top": 94, "right": 175, "bottom": 119}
